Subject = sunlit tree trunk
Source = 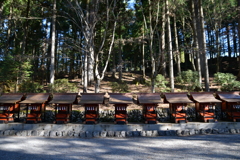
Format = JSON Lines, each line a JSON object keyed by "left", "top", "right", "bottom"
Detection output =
{"left": 166, "top": 0, "right": 174, "bottom": 92}
{"left": 50, "top": 0, "right": 56, "bottom": 84}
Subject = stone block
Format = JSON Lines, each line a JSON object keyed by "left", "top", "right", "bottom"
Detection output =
{"left": 115, "top": 131, "right": 121, "bottom": 137}
{"left": 4, "top": 130, "right": 10, "bottom": 136}
{"left": 218, "top": 129, "right": 225, "bottom": 134}
{"left": 86, "top": 131, "right": 92, "bottom": 138}
{"left": 189, "top": 129, "right": 195, "bottom": 135}
{"left": 56, "top": 131, "right": 62, "bottom": 137}
{"left": 212, "top": 128, "right": 219, "bottom": 134}
{"left": 200, "top": 129, "right": 206, "bottom": 135}
{"left": 93, "top": 131, "right": 100, "bottom": 138}
{"left": 126, "top": 131, "right": 133, "bottom": 137}
{"left": 146, "top": 130, "right": 152, "bottom": 137}
{"left": 158, "top": 130, "right": 166, "bottom": 136}
{"left": 195, "top": 129, "right": 200, "bottom": 135}
{"left": 79, "top": 131, "right": 86, "bottom": 138}
{"left": 0, "top": 130, "right": 4, "bottom": 136}
{"left": 176, "top": 130, "right": 182, "bottom": 136}
{"left": 44, "top": 130, "right": 50, "bottom": 137}
{"left": 140, "top": 131, "right": 146, "bottom": 137}
{"left": 107, "top": 131, "right": 114, "bottom": 137}
{"left": 224, "top": 128, "right": 229, "bottom": 134}
{"left": 100, "top": 131, "right": 107, "bottom": 138}
{"left": 236, "top": 128, "right": 240, "bottom": 133}
{"left": 120, "top": 131, "right": 126, "bottom": 138}
{"left": 74, "top": 132, "right": 80, "bottom": 137}
{"left": 152, "top": 130, "right": 158, "bottom": 136}
{"left": 205, "top": 128, "right": 212, "bottom": 134}
{"left": 67, "top": 131, "right": 74, "bottom": 137}
{"left": 181, "top": 130, "right": 190, "bottom": 136}
{"left": 21, "top": 130, "right": 28, "bottom": 136}
{"left": 133, "top": 131, "right": 140, "bottom": 137}
{"left": 166, "top": 130, "right": 176, "bottom": 136}
{"left": 62, "top": 131, "right": 67, "bottom": 137}
{"left": 38, "top": 130, "right": 45, "bottom": 136}
{"left": 229, "top": 129, "right": 236, "bottom": 134}
{"left": 31, "top": 130, "right": 39, "bottom": 136}
{"left": 50, "top": 131, "right": 57, "bottom": 137}
{"left": 9, "top": 130, "right": 16, "bottom": 136}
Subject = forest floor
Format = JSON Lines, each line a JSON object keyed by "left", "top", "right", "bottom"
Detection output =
{"left": 67, "top": 71, "right": 220, "bottom": 111}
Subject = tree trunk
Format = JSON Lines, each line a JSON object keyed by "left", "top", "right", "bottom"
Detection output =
{"left": 191, "top": 0, "right": 202, "bottom": 87}
{"left": 142, "top": 27, "right": 146, "bottom": 78}
{"left": 174, "top": 15, "right": 181, "bottom": 74}
{"left": 198, "top": 0, "right": 209, "bottom": 91}
{"left": 166, "top": 0, "right": 174, "bottom": 92}
{"left": 50, "top": 0, "right": 56, "bottom": 84}
{"left": 160, "top": 0, "right": 166, "bottom": 77}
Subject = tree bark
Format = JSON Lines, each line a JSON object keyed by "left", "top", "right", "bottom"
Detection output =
{"left": 166, "top": 0, "right": 174, "bottom": 92}
{"left": 50, "top": 0, "right": 56, "bottom": 84}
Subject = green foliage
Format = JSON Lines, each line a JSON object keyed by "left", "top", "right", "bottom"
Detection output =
{"left": 175, "top": 70, "right": 201, "bottom": 91}
{"left": 155, "top": 74, "right": 169, "bottom": 92}
{"left": 111, "top": 81, "right": 129, "bottom": 93}
{"left": 48, "top": 79, "right": 79, "bottom": 93}
{"left": 214, "top": 72, "right": 240, "bottom": 91}
{"left": 18, "top": 80, "right": 44, "bottom": 93}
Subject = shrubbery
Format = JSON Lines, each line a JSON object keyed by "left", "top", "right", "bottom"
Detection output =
{"left": 175, "top": 70, "right": 201, "bottom": 91}
{"left": 111, "top": 81, "right": 129, "bottom": 93}
{"left": 48, "top": 79, "right": 79, "bottom": 93}
{"left": 214, "top": 72, "right": 240, "bottom": 91}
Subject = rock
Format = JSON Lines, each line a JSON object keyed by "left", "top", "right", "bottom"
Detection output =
{"left": 74, "top": 132, "right": 80, "bottom": 137}
{"left": 62, "top": 131, "right": 67, "bottom": 137}
{"left": 212, "top": 128, "right": 219, "bottom": 134}
{"left": 79, "top": 131, "right": 86, "bottom": 138}
{"left": 107, "top": 131, "right": 114, "bottom": 137}
{"left": 166, "top": 130, "right": 176, "bottom": 136}
{"left": 176, "top": 130, "right": 182, "bottom": 136}
{"left": 93, "top": 131, "right": 100, "bottom": 138}
{"left": 205, "top": 128, "right": 212, "bottom": 134}
{"left": 200, "top": 129, "right": 206, "bottom": 135}
{"left": 229, "top": 129, "right": 236, "bottom": 134}
{"left": 140, "top": 131, "right": 146, "bottom": 137}
{"left": 44, "top": 130, "right": 50, "bottom": 137}
{"left": 38, "top": 130, "right": 45, "bottom": 136}
{"left": 100, "top": 131, "right": 107, "bottom": 138}
{"left": 0, "top": 130, "right": 4, "bottom": 136}
{"left": 181, "top": 130, "right": 190, "bottom": 136}
{"left": 195, "top": 129, "right": 200, "bottom": 135}
{"left": 152, "top": 130, "right": 158, "bottom": 136}
{"left": 189, "top": 129, "right": 195, "bottom": 135}
{"left": 4, "top": 130, "right": 17, "bottom": 136}
{"left": 126, "top": 131, "right": 133, "bottom": 137}
{"left": 218, "top": 129, "right": 225, "bottom": 134}
{"left": 146, "top": 130, "right": 152, "bottom": 137}
{"left": 86, "top": 131, "right": 92, "bottom": 138}
{"left": 158, "top": 130, "right": 166, "bottom": 136}
{"left": 133, "top": 131, "right": 140, "bottom": 137}
{"left": 120, "top": 131, "right": 126, "bottom": 138}
{"left": 67, "top": 131, "right": 74, "bottom": 137}
{"left": 31, "top": 130, "right": 39, "bottom": 136}
{"left": 50, "top": 131, "right": 57, "bottom": 137}
{"left": 115, "top": 131, "right": 121, "bottom": 137}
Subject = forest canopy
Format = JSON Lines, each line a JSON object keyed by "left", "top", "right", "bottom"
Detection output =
{"left": 0, "top": 0, "right": 239, "bottom": 93}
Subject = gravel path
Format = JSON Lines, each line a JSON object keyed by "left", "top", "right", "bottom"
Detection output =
{"left": 0, "top": 134, "right": 240, "bottom": 160}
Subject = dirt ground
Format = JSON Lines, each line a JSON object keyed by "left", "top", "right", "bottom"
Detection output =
{"left": 67, "top": 71, "right": 219, "bottom": 111}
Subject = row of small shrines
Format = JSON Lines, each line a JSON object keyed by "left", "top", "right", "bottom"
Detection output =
{"left": 0, "top": 92, "right": 240, "bottom": 124}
